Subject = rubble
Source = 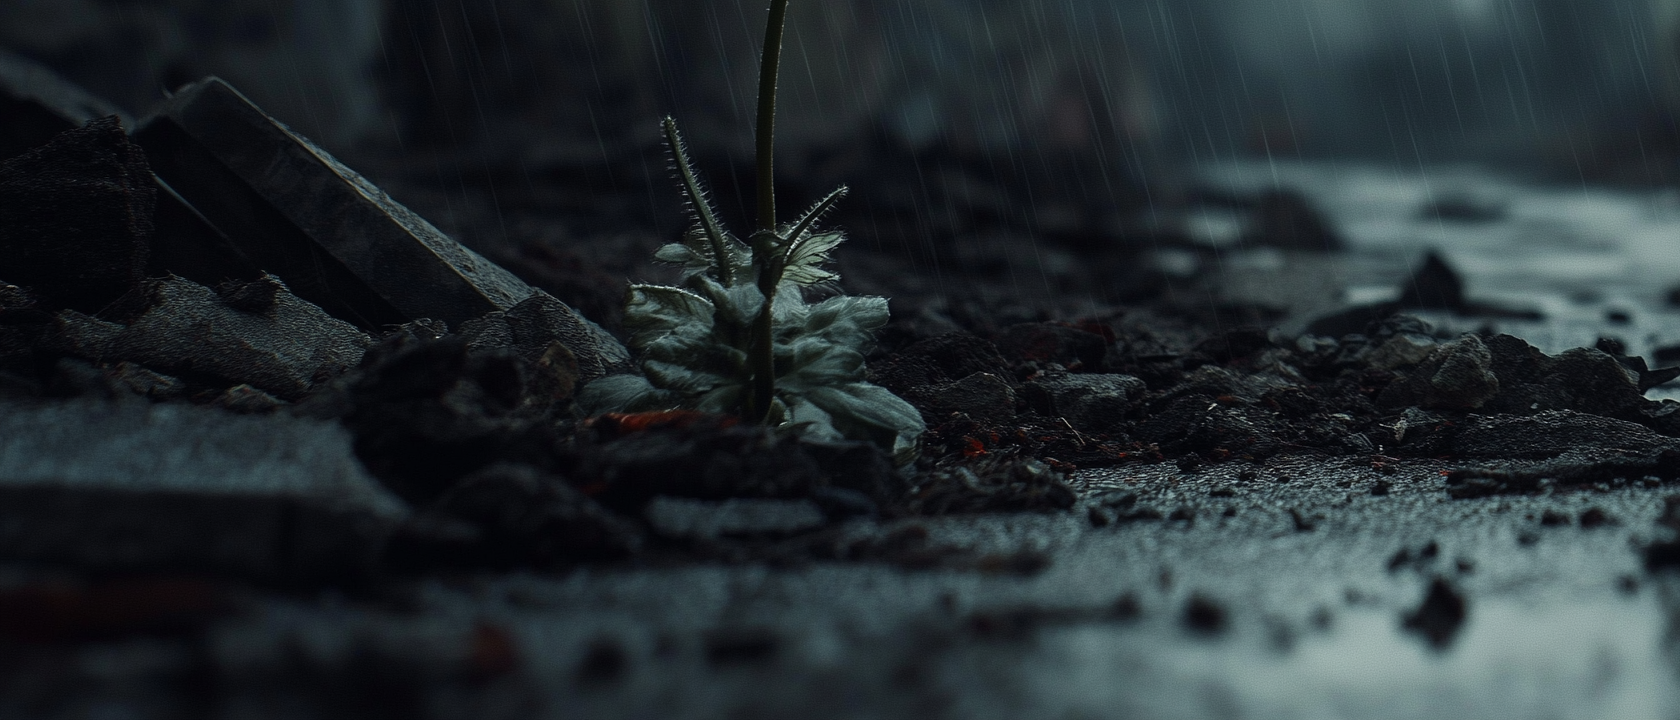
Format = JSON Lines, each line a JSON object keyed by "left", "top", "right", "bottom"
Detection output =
{"left": 0, "top": 116, "right": 152, "bottom": 314}
{"left": 0, "top": 399, "right": 408, "bottom": 583}
{"left": 1021, "top": 373, "right": 1145, "bottom": 433}
{"left": 392, "top": 463, "right": 644, "bottom": 569}
{"left": 112, "top": 275, "right": 371, "bottom": 401}
{"left": 1377, "top": 334, "right": 1500, "bottom": 410}
{"left": 1401, "top": 577, "right": 1468, "bottom": 649}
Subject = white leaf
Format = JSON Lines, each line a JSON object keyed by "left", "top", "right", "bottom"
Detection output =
{"left": 802, "top": 382, "right": 926, "bottom": 458}
{"left": 624, "top": 284, "right": 713, "bottom": 346}
{"left": 803, "top": 295, "right": 889, "bottom": 345}
{"left": 643, "top": 359, "right": 731, "bottom": 393}
{"left": 781, "top": 398, "right": 845, "bottom": 441}
{"left": 698, "top": 277, "right": 766, "bottom": 326}
{"left": 577, "top": 374, "right": 677, "bottom": 414}
{"left": 778, "top": 337, "right": 865, "bottom": 389}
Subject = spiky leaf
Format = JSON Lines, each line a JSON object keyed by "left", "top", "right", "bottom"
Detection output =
{"left": 662, "top": 117, "right": 736, "bottom": 285}
{"left": 780, "top": 231, "right": 845, "bottom": 286}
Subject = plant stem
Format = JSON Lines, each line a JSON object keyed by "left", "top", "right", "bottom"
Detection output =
{"left": 756, "top": 0, "right": 790, "bottom": 234}
{"left": 746, "top": 0, "right": 792, "bottom": 424}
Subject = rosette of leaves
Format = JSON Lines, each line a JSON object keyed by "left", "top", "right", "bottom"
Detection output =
{"left": 579, "top": 0, "right": 923, "bottom": 463}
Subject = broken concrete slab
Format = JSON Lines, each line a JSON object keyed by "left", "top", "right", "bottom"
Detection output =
{"left": 133, "top": 77, "right": 545, "bottom": 330}
{"left": 0, "top": 116, "right": 152, "bottom": 315}
{"left": 112, "top": 276, "right": 371, "bottom": 401}
{"left": 0, "top": 399, "right": 409, "bottom": 583}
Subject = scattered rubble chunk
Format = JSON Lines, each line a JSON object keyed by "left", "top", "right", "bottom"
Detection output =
{"left": 1021, "top": 373, "right": 1144, "bottom": 432}
{"left": 904, "top": 372, "right": 1016, "bottom": 421}
{"left": 995, "top": 322, "right": 1109, "bottom": 369}
{"left": 1365, "top": 332, "right": 1439, "bottom": 370}
{"left": 0, "top": 116, "right": 152, "bottom": 314}
{"left": 211, "top": 384, "right": 286, "bottom": 413}
{"left": 1377, "top": 334, "right": 1499, "bottom": 410}
{"left": 403, "top": 463, "right": 643, "bottom": 567}
{"left": 1449, "top": 411, "right": 1677, "bottom": 460}
{"left": 1243, "top": 189, "right": 1343, "bottom": 252}
{"left": 334, "top": 334, "right": 547, "bottom": 503}
{"left": 1401, "top": 577, "right": 1467, "bottom": 649}
{"left": 457, "top": 292, "right": 630, "bottom": 387}
{"left": 0, "top": 399, "right": 409, "bottom": 583}
{"left": 1395, "top": 251, "right": 1464, "bottom": 311}
{"left": 1478, "top": 336, "right": 1645, "bottom": 417}
{"left": 1182, "top": 594, "right": 1228, "bottom": 635}
{"left": 112, "top": 276, "right": 371, "bottom": 401}
{"left": 908, "top": 456, "right": 1076, "bottom": 515}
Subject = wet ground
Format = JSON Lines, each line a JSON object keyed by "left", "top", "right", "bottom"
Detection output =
{"left": 12, "top": 116, "right": 1680, "bottom": 716}
{"left": 428, "top": 161, "right": 1680, "bottom": 718}
{"left": 186, "top": 455, "right": 1677, "bottom": 719}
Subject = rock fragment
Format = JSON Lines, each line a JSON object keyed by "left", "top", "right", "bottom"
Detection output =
{"left": 995, "top": 322, "right": 1109, "bottom": 369}
{"left": 0, "top": 116, "right": 152, "bottom": 314}
{"left": 1401, "top": 577, "right": 1467, "bottom": 649}
{"left": 1021, "top": 373, "right": 1144, "bottom": 432}
{"left": 1479, "top": 336, "right": 1644, "bottom": 416}
{"left": 0, "top": 50, "right": 260, "bottom": 291}
{"left": 458, "top": 292, "right": 631, "bottom": 387}
{"left": 1243, "top": 189, "right": 1343, "bottom": 252}
{"left": 112, "top": 276, "right": 371, "bottom": 401}
{"left": 903, "top": 372, "right": 1017, "bottom": 421}
{"left": 413, "top": 464, "right": 643, "bottom": 566}
{"left": 0, "top": 399, "right": 408, "bottom": 583}
{"left": 1378, "top": 334, "right": 1499, "bottom": 410}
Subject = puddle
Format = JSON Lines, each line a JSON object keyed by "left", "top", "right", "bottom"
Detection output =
{"left": 1195, "top": 160, "right": 1680, "bottom": 360}
{"left": 963, "top": 595, "right": 1676, "bottom": 720}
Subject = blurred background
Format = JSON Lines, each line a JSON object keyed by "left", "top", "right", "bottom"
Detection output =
{"left": 3, "top": 0, "right": 1674, "bottom": 171}
{"left": 9, "top": 0, "right": 1680, "bottom": 345}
